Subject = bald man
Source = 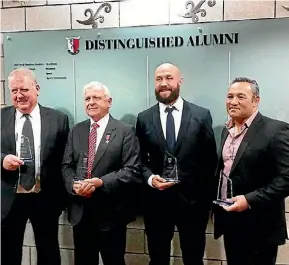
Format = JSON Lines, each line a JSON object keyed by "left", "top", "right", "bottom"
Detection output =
{"left": 1, "top": 68, "right": 69, "bottom": 265}
{"left": 136, "top": 63, "right": 218, "bottom": 265}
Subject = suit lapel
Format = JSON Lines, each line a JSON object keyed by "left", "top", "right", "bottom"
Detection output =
{"left": 230, "top": 113, "right": 264, "bottom": 175}
{"left": 40, "top": 106, "right": 50, "bottom": 165}
{"left": 215, "top": 128, "right": 228, "bottom": 174}
{"left": 92, "top": 116, "right": 116, "bottom": 170}
{"left": 6, "top": 107, "right": 16, "bottom": 155}
{"left": 81, "top": 120, "right": 90, "bottom": 155}
{"left": 219, "top": 128, "right": 229, "bottom": 157}
{"left": 174, "top": 100, "right": 191, "bottom": 154}
{"left": 152, "top": 105, "right": 167, "bottom": 149}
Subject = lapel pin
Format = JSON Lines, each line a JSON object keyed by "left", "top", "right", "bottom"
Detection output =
{"left": 105, "top": 133, "right": 111, "bottom": 144}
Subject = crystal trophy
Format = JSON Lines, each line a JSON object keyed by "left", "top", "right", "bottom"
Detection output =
{"left": 213, "top": 170, "right": 234, "bottom": 206}
{"left": 75, "top": 151, "right": 88, "bottom": 181}
{"left": 162, "top": 151, "right": 179, "bottom": 182}
{"left": 19, "top": 134, "right": 33, "bottom": 162}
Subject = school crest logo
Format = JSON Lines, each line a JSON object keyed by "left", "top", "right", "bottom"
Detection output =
{"left": 66, "top": 37, "right": 80, "bottom": 55}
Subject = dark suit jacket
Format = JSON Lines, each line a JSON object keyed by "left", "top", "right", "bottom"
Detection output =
{"left": 1, "top": 105, "right": 69, "bottom": 220}
{"left": 136, "top": 100, "right": 218, "bottom": 210}
{"left": 214, "top": 112, "right": 289, "bottom": 245}
{"left": 62, "top": 116, "right": 141, "bottom": 228}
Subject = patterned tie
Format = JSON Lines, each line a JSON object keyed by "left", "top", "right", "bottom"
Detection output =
{"left": 19, "top": 114, "right": 36, "bottom": 190}
{"left": 165, "top": 106, "right": 176, "bottom": 152}
{"left": 86, "top": 122, "right": 99, "bottom": 178}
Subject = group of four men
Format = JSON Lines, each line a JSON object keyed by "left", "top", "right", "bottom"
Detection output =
{"left": 1, "top": 64, "right": 289, "bottom": 265}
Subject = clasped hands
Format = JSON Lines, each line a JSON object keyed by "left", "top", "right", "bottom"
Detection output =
{"left": 73, "top": 178, "right": 103, "bottom": 197}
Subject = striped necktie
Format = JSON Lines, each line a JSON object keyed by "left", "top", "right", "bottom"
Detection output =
{"left": 86, "top": 122, "right": 99, "bottom": 178}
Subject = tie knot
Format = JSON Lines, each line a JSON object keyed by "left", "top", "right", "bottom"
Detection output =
{"left": 165, "top": 106, "right": 175, "bottom": 114}
{"left": 91, "top": 122, "right": 99, "bottom": 130}
{"left": 22, "top": 114, "right": 30, "bottom": 120}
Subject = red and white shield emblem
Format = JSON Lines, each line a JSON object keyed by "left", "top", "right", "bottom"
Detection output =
{"left": 66, "top": 37, "right": 80, "bottom": 55}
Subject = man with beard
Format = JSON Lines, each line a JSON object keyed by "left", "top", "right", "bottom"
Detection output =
{"left": 136, "top": 63, "right": 218, "bottom": 265}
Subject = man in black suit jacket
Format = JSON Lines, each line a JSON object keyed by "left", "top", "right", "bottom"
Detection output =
{"left": 213, "top": 77, "right": 289, "bottom": 265}
{"left": 62, "top": 81, "right": 140, "bottom": 265}
{"left": 136, "top": 63, "right": 217, "bottom": 265}
{"left": 1, "top": 68, "right": 69, "bottom": 265}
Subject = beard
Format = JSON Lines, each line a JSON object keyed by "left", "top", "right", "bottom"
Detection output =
{"left": 155, "top": 85, "right": 180, "bottom": 105}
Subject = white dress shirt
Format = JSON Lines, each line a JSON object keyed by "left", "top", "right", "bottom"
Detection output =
{"left": 90, "top": 113, "right": 110, "bottom": 153}
{"left": 15, "top": 104, "right": 41, "bottom": 193}
{"left": 148, "top": 96, "right": 184, "bottom": 187}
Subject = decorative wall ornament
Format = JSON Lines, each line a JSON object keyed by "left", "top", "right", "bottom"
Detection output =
{"left": 76, "top": 2, "right": 112, "bottom": 29}
{"left": 282, "top": 5, "right": 289, "bottom": 11}
{"left": 12, "top": 0, "right": 29, "bottom": 5}
{"left": 180, "top": 0, "right": 217, "bottom": 23}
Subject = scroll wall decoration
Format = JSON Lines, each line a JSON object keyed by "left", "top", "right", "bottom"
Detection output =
{"left": 179, "top": 0, "right": 216, "bottom": 23}
{"left": 282, "top": 5, "right": 289, "bottom": 11}
{"left": 12, "top": 0, "right": 29, "bottom": 5}
{"left": 76, "top": 2, "right": 112, "bottom": 29}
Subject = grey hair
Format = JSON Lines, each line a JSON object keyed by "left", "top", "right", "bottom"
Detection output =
{"left": 8, "top": 68, "right": 38, "bottom": 84}
{"left": 230, "top": 77, "right": 260, "bottom": 96}
{"left": 83, "top": 81, "right": 111, "bottom": 98}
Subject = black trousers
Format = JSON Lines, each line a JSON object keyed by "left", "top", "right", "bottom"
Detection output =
{"left": 144, "top": 203, "right": 210, "bottom": 265}
{"left": 223, "top": 229, "right": 278, "bottom": 265}
{"left": 1, "top": 193, "right": 61, "bottom": 265}
{"left": 73, "top": 212, "right": 127, "bottom": 265}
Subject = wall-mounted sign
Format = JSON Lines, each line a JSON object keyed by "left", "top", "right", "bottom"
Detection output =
{"left": 80, "top": 32, "right": 239, "bottom": 52}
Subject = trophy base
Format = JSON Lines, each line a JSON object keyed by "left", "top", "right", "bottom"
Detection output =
{"left": 21, "top": 158, "right": 34, "bottom": 163}
{"left": 74, "top": 177, "right": 85, "bottom": 181}
{"left": 213, "top": 199, "right": 234, "bottom": 207}
{"left": 163, "top": 178, "right": 180, "bottom": 183}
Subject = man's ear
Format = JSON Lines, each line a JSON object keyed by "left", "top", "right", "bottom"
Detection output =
{"left": 108, "top": 97, "right": 112, "bottom": 108}
{"left": 253, "top": 95, "right": 260, "bottom": 107}
{"left": 36, "top": 84, "right": 40, "bottom": 95}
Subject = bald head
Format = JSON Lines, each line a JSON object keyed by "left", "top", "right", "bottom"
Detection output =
{"left": 155, "top": 63, "right": 181, "bottom": 78}
{"left": 154, "top": 63, "right": 182, "bottom": 105}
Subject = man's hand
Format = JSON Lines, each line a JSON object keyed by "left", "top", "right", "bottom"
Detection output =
{"left": 3, "top": 155, "right": 24, "bottom": 171}
{"left": 73, "top": 181, "right": 95, "bottom": 197}
{"left": 73, "top": 181, "right": 82, "bottom": 194}
{"left": 73, "top": 178, "right": 103, "bottom": 197}
{"left": 84, "top": 177, "right": 103, "bottom": 188}
{"left": 152, "top": 175, "right": 176, "bottom": 190}
{"left": 222, "top": 195, "right": 249, "bottom": 212}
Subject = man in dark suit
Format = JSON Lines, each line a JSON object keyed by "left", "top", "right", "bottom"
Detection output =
{"left": 213, "top": 77, "right": 289, "bottom": 265}
{"left": 62, "top": 81, "right": 140, "bottom": 265}
{"left": 1, "top": 68, "right": 69, "bottom": 265}
{"left": 136, "top": 63, "right": 218, "bottom": 265}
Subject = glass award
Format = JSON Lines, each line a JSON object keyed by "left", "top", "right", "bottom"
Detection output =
{"left": 19, "top": 134, "right": 33, "bottom": 162}
{"left": 162, "top": 151, "right": 179, "bottom": 182}
{"left": 75, "top": 151, "right": 88, "bottom": 181}
{"left": 213, "top": 170, "right": 234, "bottom": 206}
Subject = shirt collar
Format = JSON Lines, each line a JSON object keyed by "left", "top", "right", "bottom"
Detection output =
{"left": 226, "top": 110, "right": 259, "bottom": 129}
{"left": 16, "top": 104, "right": 40, "bottom": 120}
{"left": 159, "top": 96, "right": 183, "bottom": 113}
{"left": 90, "top": 112, "right": 110, "bottom": 128}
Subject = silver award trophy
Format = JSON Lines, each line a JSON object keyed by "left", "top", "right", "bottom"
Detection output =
{"left": 19, "top": 134, "right": 33, "bottom": 162}
{"left": 162, "top": 151, "right": 179, "bottom": 182}
{"left": 75, "top": 151, "right": 88, "bottom": 181}
{"left": 213, "top": 170, "right": 234, "bottom": 206}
